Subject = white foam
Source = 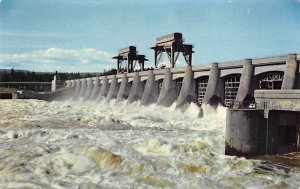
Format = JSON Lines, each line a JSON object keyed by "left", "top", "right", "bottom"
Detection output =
{"left": 0, "top": 99, "right": 298, "bottom": 188}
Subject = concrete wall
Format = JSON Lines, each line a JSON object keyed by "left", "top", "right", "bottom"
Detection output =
{"left": 226, "top": 109, "right": 300, "bottom": 156}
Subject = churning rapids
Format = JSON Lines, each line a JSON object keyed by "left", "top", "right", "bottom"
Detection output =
{"left": 0, "top": 99, "right": 299, "bottom": 189}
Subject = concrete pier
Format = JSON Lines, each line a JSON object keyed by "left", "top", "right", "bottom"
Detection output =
{"left": 233, "top": 59, "right": 254, "bottom": 109}
{"left": 66, "top": 81, "right": 72, "bottom": 88}
{"left": 157, "top": 68, "right": 177, "bottom": 106}
{"left": 71, "top": 80, "right": 76, "bottom": 87}
{"left": 117, "top": 73, "right": 131, "bottom": 101}
{"left": 127, "top": 72, "right": 143, "bottom": 103}
{"left": 84, "top": 78, "right": 93, "bottom": 100}
{"left": 203, "top": 63, "right": 221, "bottom": 105}
{"left": 176, "top": 66, "right": 196, "bottom": 107}
{"left": 73, "top": 79, "right": 81, "bottom": 99}
{"left": 141, "top": 70, "right": 159, "bottom": 105}
{"left": 98, "top": 76, "right": 109, "bottom": 101}
{"left": 282, "top": 54, "right": 298, "bottom": 89}
{"left": 107, "top": 75, "right": 119, "bottom": 100}
{"left": 89, "top": 77, "right": 100, "bottom": 101}
{"left": 78, "top": 78, "right": 87, "bottom": 98}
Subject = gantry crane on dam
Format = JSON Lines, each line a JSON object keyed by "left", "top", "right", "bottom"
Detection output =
{"left": 113, "top": 46, "right": 148, "bottom": 74}
{"left": 151, "top": 32, "right": 194, "bottom": 68}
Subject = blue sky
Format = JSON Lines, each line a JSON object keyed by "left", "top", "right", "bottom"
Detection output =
{"left": 0, "top": 0, "right": 299, "bottom": 72}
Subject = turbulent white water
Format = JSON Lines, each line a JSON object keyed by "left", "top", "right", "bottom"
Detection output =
{"left": 0, "top": 99, "right": 299, "bottom": 189}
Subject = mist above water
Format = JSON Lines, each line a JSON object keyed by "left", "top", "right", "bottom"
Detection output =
{"left": 0, "top": 99, "right": 299, "bottom": 188}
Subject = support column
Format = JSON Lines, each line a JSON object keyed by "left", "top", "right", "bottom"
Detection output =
{"left": 107, "top": 75, "right": 119, "bottom": 100}
{"left": 97, "top": 76, "right": 109, "bottom": 101}
{"left": 66, "top": 81, "right": 71, "bottom": 88}
{"left": 203, "top": 63, "right": 221, "bottom": 105}
{"left": 233, "top": 59, "right": 253, "bottom": 109}
{"left": 171, "top": 45, "right": 175, "bottom": 68}
{"left": 71, "top": 80, "right": 76, "bottom": 87}
{"left": 157, "top": 68, "right": 177, "bottom": 107}
{"left": 84, "top": 78, "right": 93, "bottom": 100}
{"left": 73, "top": 79, "right": 81, "bottom": 99}
{"left": 117, "top": 73, "right": 131, "bottom": 101}
{"left": 127, "top": 72, "right": 143, "bottom": 103}
{"left": 89, "top": 77, "right": 100, "bottom": 101}
{"left": 78, "top": 79, "right": 87, "bottom": 98}
{"left": 282, "top": 54, "right": 298, "bottom": 89}
{"left": 176, "top": 66, "right": 196, "bottom": 108}
{"left": 141, "top": 70, "right": 159, "bottom": 105}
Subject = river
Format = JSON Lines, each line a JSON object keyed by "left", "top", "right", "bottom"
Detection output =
{"left": 0, "top": 99, "right": 299, "bottom": 188}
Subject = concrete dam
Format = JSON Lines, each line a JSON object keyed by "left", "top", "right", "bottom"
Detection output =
{"left": 17, "top": 33, "right": 300, "bottom": 157}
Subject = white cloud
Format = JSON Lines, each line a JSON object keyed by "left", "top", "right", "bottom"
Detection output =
{"left": 0, "top": 48, "right": 115, "bottom": 72}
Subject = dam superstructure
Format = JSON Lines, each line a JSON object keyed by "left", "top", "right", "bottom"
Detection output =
{"left": 16, "top": 32, "right": 300, "bottom": 157}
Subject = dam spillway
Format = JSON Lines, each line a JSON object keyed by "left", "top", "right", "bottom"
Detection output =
{"left": 14, "top": 33, "right": 300, "bottom": 157}
{"left": 17, "top": 53, "right": 300, "bottom": 156}
{"left": 4, "top": 53, "right": 300, "bottom": 187}
{"left": 60, "top": 53, "right": 300, "bottom": 108}
{"left": 17, "top": 53, "right": 300, "bottom": 157}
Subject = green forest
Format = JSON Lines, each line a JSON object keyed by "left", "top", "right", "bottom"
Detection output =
{"left": 0, "top": 68, "right": 117, "bottom": 82}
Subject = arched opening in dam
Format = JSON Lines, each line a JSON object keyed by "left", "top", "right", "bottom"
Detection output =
{"left": 195, "top": 76, "right": 209, "bottom": 106}
{"left": 223, "top": 74, "right": 241, "bottom": 108}
{"left": 157, "top": 79, "right": 164, "bottom": 95}
{"left": 257, "top": 71, "right": 284, "bottom": 90}
{"left": 175, "top": 77, "right": 183, "bottom": 97}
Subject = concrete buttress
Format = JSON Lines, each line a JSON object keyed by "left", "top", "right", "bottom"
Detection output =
{"left": 89, "top": 77, "right": 100, "bottom": 100}
{"left": 71, "top": 80, "right": 76, "bottom": 87}
{"left": 107, "top": 75, "right": 119, "bottom": 100}
{"left": 66, "top": 81, "right": 71, "bottom": 88}
{"left": 78, "top": 78, "right": 87, "bottom": 98}
{"left": 233, "top": 59, "right": 253, "bottom": 109}
{"left": 127, "top": 72, "right": 143, "bottom": 103}
{"left": 282, "top": 54, "right": 298, "bottom": 89}
{"left": 97, "top": 76, "right": 109, "bottom": 101}
{"left": 117, "top": 73, "right": 131, "bottom": 101}
{"left": 141, "top": 70, "right": 159, "bottom": 105}
{"left": 157, "top": 68, "right": 177, "bottom": 107}
{"left": 84, "top": 78, "right": 93, "bottom": 100}
{"left": 73, "top": 79, "right": 81, "bottom": 99}
{"left": 176, "top": 66, "right": 196, "bottom": 107}
{"left": 203, "top": 63, "right": 221, "bottom": 105}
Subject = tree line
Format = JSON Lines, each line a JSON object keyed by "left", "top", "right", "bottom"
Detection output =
{"left": 0, "top": 68, "right": 118, "bottom": 82}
